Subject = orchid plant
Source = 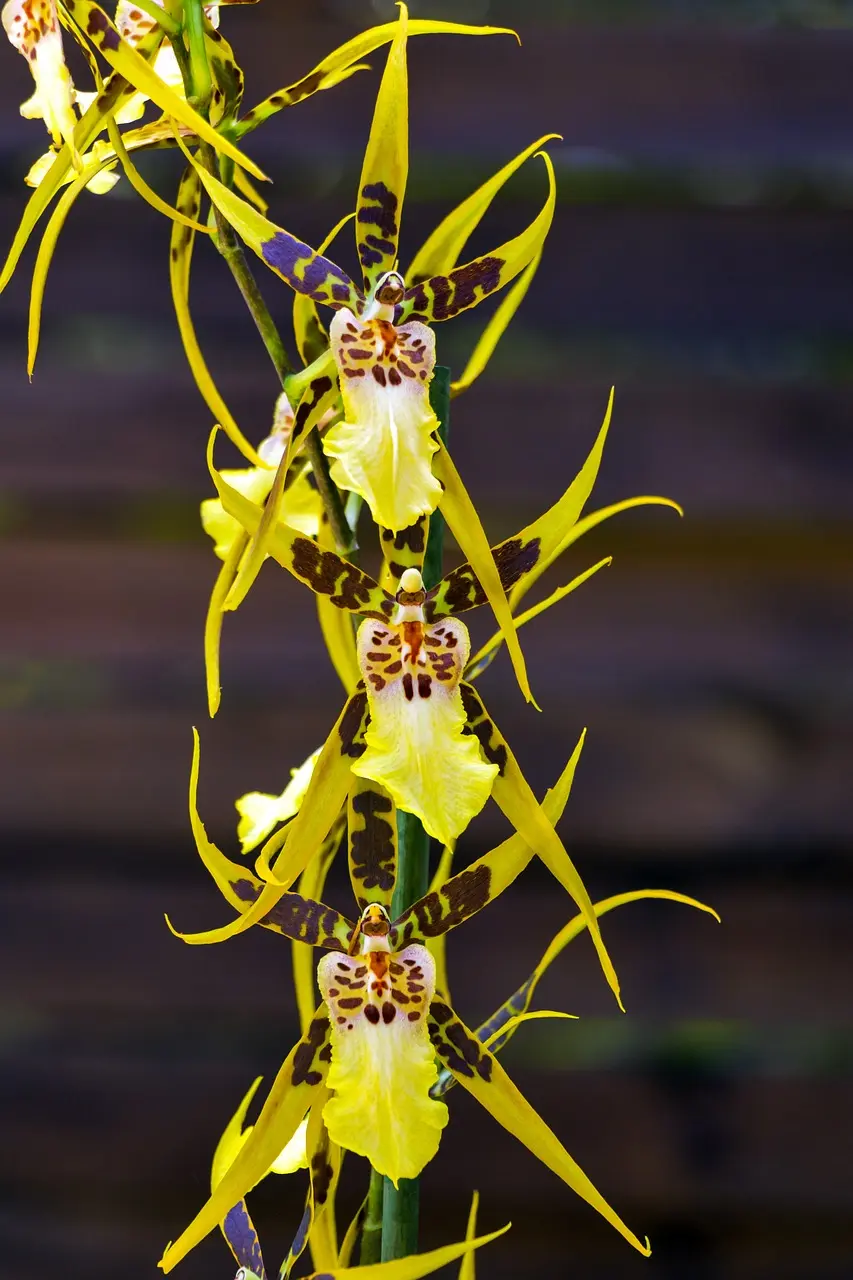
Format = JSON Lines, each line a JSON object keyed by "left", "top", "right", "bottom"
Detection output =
{"left": 2, "top": 2, "right": 718, "bottom": 1276}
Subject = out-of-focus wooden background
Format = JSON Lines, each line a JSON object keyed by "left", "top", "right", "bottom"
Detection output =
{"left": 1, "top": 1, "right": 852, "bottom": 1277}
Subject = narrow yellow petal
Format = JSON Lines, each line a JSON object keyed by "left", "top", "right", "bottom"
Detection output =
{"left": 210, "top": 1076, "right": 264, "bottom": 1191}
{"left": 451, "top": 250, "right": 541, "bottom": 397}
{"left": 458, "top": 1191, "right": 479, "bottom": 1280}
{"left": 337, "top": 1194, "right": 369, "bottom": 1269}
{"left": 319, "top": 944, "right": 448, "bottom": 1185}
{"left": 355, "top": 2, "right": 408, "bottom": 290}
{"left": 481, "top": 1010, "right": 577, "bottom": 1052}
{"left": 28, "top": 153, "right": 110, "bottom": 375}
{"left": 105, "top": 115, "right": 210, "bottom": 232}
{"left": 170, "top": 167, "right": 262, "bottom": 465}
{"left": 432, "top": 447, "right": 532, "bottom": 704}
{"left": 429, "top": 1003, "right": 650, "bottom": 1255}
{"left": 237, "top": 18, "right": 517, "bottom": 137}
{"left": 467, "top": 557, "right": 611, "bottom": 682}
{"left": 160, "top": 1010, "right": 332, "bottom": 1272}
{"left": 402, "top": 151, "right": 555, "bottom": 325}
{"left": 300, "top": 1225, "right": 510, "bottom": 1279}
{"left": 510, "top": 493, "right": 683, "bottom": 612}
{"left": 204, "top": 531, "right": 246, "bottom": 717}
{"left": 460, "top": 683, "right": 622, "bottom": 1006}
{"left": 408, "top": 136, "right": 559, "bottom": 283}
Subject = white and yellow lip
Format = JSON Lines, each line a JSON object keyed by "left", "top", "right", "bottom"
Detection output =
{"left": 318, "top": 942, "right": 448, "bottom": 1185}
{"left": 324, "top": 308, "right": 442, "bottom": 533}
{"left": 352, "top": 612, "right": 498, "bottom": 845}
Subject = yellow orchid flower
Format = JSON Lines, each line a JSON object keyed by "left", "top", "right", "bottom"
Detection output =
{"left": 184, "top": 2, "right": 554, "bottom": 545}
{"left": 161, "top": 737, "right": 654, "bottom": 1272}
{"left": 3, "top": 0, "right": 79, "bottom": 159}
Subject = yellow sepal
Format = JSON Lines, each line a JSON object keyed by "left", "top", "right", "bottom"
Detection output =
{"left": 429, "top": 1004, "right": 650, "bottom": 1257}
{"left": 160, "top": 1010, "right": 331, "bottom": 1272}
{"left": 408, "top": 136, "right": 559, "bottom": 283}
{"left": 355, "top": 2, "right": 408, "bottom": 290}
{"left": 433, "top": 447, "right": 533, "bottom": 704}
{"left": 169, "top": 166, "right": 261, "bottom": 465}
{"left": 452, "top": 250, "right": 541, "bottom": 397}
{"left": 299, "top": 1224, "right": 510, "bottom": 1279}
{"left": 467, "top": 557, "right": 611, "bottom": 682}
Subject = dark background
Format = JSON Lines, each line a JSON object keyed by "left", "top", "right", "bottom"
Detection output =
{"left": 1, "top": 1, "right": 852, "bottom": 1277}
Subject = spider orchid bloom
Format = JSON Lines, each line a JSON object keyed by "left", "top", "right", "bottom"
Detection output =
{"left": 3, "top": 0, "right": 78, "bottom": 159}
{"left": 183, "top": 3, "right": 555, "bottom": 551}
{"left": 161, "top": 740, "right": 652, "bottom": 1273}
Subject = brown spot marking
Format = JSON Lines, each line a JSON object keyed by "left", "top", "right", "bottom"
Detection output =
{"left": 338, "top": 690, "right": 368, "bottom": 758}
{"left": 291, "top": 1013, "right": 330, "bottom": 1087}
{"left": 388, "top": 367, "right": 402, "bottom": 387}
{"left": 417, "top": 673, "right": 432, "bottom": 698}
{"left": 311, "top": 1152, "right": 334, "bottom": 1206}
{"left": 338, "top": 996, "right": 363, "bottom": 1010}
{"left": 429, "top": 1004, "right": 493, "bottom": 1081}
{"left": 349, "top": 787, "right": 396, "bottom": 903}
{"left": 402, "top": 672, "right": 414, "bottom": 701}
{"left": 358, "top": 182, "right": 398, "bottom": 271}
{"left": 389, "top": 864, "right": 493, "bottom": 947}
{"left": 291, "top": 538, "right": 378, "bottom": 612}
{"left": 408, "top": 1011, "right": 421, "bottom": 1021}
{"left": 364, "top": 1004, "right": 380, "bottom": 1025}
{"left": 382, "top": 1002, "right": 397, "bottom": 1024}
{"left": 372, "top": 364, "right": 387, "bottom": 387}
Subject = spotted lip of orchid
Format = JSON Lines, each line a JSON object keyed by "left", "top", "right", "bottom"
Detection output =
{"left": 324, "top": 272, "right": 442, "bottom": 534}
{"left": 319, "top": 903, "right": 448, "bottom": 1185}
{"left": 353, "top": 568, "right": 498, "bottom": 846}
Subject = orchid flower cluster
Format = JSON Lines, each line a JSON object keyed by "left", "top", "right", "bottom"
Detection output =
{"left": 2, "top": 3, "right": 719, "bottom": 1276}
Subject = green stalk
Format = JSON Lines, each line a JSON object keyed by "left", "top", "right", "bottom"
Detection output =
{"left": 379, "top": 366, "right": 450, "bottom": 1262}
{"left": 182, "top": 0, "right": 212, "bottom": 114}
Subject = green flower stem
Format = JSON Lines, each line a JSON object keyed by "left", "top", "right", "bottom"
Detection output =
{"left": 361, "top": 1167, "right": 386, "bottom": 1264}
{"left": 379, "top": 366, "right": 450, "bottom": 1262}
{"left": 182, "top": 0, "right": 212, "bottom": 114}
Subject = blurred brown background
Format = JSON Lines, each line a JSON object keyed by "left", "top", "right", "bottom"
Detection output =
{"left": 1, "top": 1, "right": 852, "bottom": 1277}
